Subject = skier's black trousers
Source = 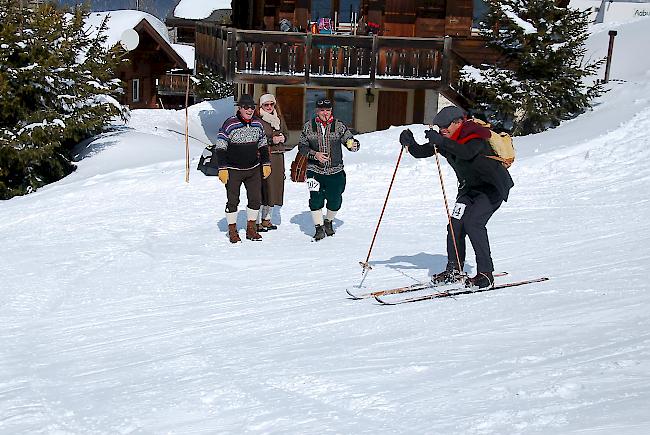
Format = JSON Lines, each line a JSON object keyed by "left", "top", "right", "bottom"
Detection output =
{"left": 447, "top": 190, "right": 502, "bottom": 273}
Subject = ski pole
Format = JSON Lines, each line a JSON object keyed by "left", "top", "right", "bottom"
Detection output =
{"left": 433, "top": 144, "right": 463, "bottom": 273}
{"left": 360, "top": 145, "right": 404, "bottom": 272}
{"left": 154, "top": 126, "right": 212, "bottom": 147}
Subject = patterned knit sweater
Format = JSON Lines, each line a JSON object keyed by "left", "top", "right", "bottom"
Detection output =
{"left": 297, "top": 118, "right": 358, "bottom": 175}
{"left": 215, "top": 113, "right": 270, "bottom": 170}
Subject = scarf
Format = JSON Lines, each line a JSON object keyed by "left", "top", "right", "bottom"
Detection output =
{"left": 260, "top": 109, "right": 281, "bottom": 130}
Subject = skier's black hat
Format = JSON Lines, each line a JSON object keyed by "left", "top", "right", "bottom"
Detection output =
{"left": 235, "top": 94, "right": 256, "bottom": 108}
{"left": 316, "top": 98, "right": 333, "bottom": 109}
{"left": 432, "top": 106, "right": 466, "bottom": 128}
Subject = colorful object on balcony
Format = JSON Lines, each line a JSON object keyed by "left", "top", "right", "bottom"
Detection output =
{"left": 367, "top": 21, "right": 380, "bottom": 35}
{"left": 317, "top": 18, "right": 332, "bottom": 35}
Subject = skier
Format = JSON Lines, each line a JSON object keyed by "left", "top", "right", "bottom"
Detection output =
{"left": 255, "top": 93, "right": 292, "bottom": 232}
{"left": 298, "top": 98, "right": 360, "bottom": 241}
{"left": 215, "top": 94, "right": 271, "bottom": 243}
{"left": 399, "top": 106, "right": 514, "bottom": 289}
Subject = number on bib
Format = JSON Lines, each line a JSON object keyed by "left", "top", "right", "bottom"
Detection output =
{"left": 451, "top": 202, "right": 466, "bottom": 220}
{"left": 306, "top": 178, "right": 321, "bottom": 192}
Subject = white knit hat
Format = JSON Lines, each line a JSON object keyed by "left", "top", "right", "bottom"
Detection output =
{"left": 259, "top": 93, "right": 276, "bottom": 105}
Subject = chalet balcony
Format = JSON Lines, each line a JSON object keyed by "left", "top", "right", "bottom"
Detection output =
{"left": 157, "top": 73, "right": 193, "bottom": 96}
{"left": 196, "top": 23, "right": 469, "bottom": 91}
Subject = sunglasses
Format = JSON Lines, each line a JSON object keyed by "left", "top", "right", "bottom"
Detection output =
{"left": 317, "top": 98, "right": 332, "bottom": 107}
{"left": 240, "top": 105, "right": 255, "bottom": 110}
{"left": 262, "top": 102, "right": 275, "bottom": 107}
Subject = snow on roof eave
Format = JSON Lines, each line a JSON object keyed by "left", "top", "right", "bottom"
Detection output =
{"left": 85, "top": 10, "right": 172, "bottom": 48}
{"left": 172, "top": 0, "right": 231, "bottom": 20}
{"left": 133, "top": 18, "right": 188, "bottom": 70}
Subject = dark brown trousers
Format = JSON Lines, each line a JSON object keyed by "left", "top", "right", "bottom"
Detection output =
{"left": 225, "top": 167, "right": 262, "bottom": 213}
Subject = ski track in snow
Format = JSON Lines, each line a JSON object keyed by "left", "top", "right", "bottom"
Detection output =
{"left": 3, "top": 26, "right": 650, "bottom": 435}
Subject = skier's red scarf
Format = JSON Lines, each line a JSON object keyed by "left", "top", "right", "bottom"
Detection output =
{"left": 236, "top": 111, "right": 253, "bottom": 125}
{"left": 448, "top": 119, "right": 490, "bottom": 144}
{"left": 315, "top": 115, "right": 334, "bottom": 127}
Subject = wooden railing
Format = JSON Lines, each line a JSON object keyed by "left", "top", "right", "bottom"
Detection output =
{"left": 196, "top": 23, "right": 466, "bottom": 90}
{"left": 157, "top": 73, "right": 194, "bottom": 95}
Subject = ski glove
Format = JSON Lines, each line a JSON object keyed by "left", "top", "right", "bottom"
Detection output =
{"left": 218, "top": 169, "right": 229, "bottom": 184}
{"left": 425, "top": 129, "right": 444, "bottom": 146}
{"left": 399, "top": 129, "right": 416, "bottom": 148}
{"left": 262, "top": 165, "right": 272, "bottom": 179}
{"left": 345, "top": 138, "right": 360, "bottom": 151}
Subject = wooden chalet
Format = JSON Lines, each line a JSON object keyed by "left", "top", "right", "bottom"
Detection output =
{"left": 195, "top": 0, "right": 502, "bottom": 135}
{"left": 119, "top": 18, "right": 189, "bottom": 109}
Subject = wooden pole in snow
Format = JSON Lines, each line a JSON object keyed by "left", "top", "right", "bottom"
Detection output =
{"left": 604, "top": 30, "right": 617, "bottom": 84}
{"left": 184, "top": 74, "right": 191, "bottom": 183}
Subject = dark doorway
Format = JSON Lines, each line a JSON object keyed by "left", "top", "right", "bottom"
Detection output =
{"left": 377, "top": 90, "right": 407, "bottom": 130}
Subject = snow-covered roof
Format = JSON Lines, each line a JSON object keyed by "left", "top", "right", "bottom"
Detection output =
{"left": 85, "top": 10, "right": 172, "bottom": 48}
{"left": 85, "top": 10, "right": 191, "bottom": 69}
{"left": 570, "top": 0, "right": 650, "bottom": 23}
{"left": 172, "top": 43, "right": 195, "bottom": 69}
{"left": 173, "top": 0, "right": 231, "bottom": 20}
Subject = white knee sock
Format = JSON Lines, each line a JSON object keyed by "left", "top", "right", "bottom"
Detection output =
{"left": 247, "top": 207, "right": 259, "bottom": 222}
{"left": 311, "top": 209, "right": 324, "bottom": 226}
{"left": 325, "top": 209, "right": 337, "bottom": 222}
{"left": 261, "top": 205, "right": 271, "bottom": 220}
{"left": 226, "top": 211, "right": 237, "bottom": 225}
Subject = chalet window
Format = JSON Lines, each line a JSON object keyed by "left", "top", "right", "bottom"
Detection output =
{"left": 132, "top": 78, "right": 140, "bottom": 103}
{"left": 473, "top": 0, "right": 489, "bottom": 29}
{"left": 304, "top": 88, "right": 354, "bottom": 128}
{"left": 310, "top": 1, "right": 362, "bottom": 25}
{"left": 339, "top": 0, "right": 361, "bottom": 22}
{"left": 332, "top": 90, "right": 354, "bottom": 127}
{"left": 305, "top": 88, "right": 327, "bottom": 121}
{"left": 311, "top": 0, "right": 331, "bottom": 20}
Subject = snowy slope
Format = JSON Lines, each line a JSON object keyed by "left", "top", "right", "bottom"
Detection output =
{"left": 1, "top": 20, "right": 650, "bottom": 435}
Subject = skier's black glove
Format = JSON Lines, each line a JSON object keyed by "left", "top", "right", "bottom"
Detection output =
{"left": 399, "top": 129, "right": 416, "bottom": 148}
{"left": 425, "top": 129, "right": 444, "bottom": 146}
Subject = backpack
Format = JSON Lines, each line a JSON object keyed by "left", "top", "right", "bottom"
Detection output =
{"left": 290, "top": 118, "right": 330, "bottom": 183}
{"left": 197, "top": 145, "right": 219, "bottom": 176}
{"left": 471, "top": 118, "right": 515, "bottom": 169}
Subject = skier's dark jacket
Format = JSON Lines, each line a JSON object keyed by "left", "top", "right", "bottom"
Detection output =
{"left": 408, "top": 120, "right": 514, "bottom": 203}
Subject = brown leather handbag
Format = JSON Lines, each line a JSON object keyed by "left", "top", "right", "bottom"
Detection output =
{"left": 290, "top": 152, "right": 308, "bottom": 182}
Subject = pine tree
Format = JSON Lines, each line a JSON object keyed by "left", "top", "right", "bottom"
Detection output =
{"left": 0, "top": 0, "right": 126, "bottom": 199}
{"left": 193, "top": 65, "right": 234, "bottom": 101}
{"left": 459, "top": 0, "right": 604, "bottom": 135}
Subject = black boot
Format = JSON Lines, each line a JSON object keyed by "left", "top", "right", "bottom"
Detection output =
{"left": 466, "top": 272, "right": 494, "bottom": 290}
{"left": 323, "top": 219, "right": 335, "bottom": 236}
{"left": 431, "top": 264, "right": 465, "bottom": 285}
{"left": 260, "top": 219, "right": 277, "bottom": 231}
{"left": 314, "top": 224, "right": 326, "bottom": 241}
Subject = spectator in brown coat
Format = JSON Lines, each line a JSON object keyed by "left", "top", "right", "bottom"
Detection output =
{"left": 255, "top": 93, "right": 293, "bottom": 231}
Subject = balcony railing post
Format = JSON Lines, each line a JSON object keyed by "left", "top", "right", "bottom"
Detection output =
{"left": 226, "top": 29, "right": 236, "bottom": 82}
{"left": 370, "top": 35, "right": 378, "bottom": 86}
{"left": 305, "top": 33, "right": 311, "bottom": 85}
{"left": 441, "top": 36, "right": 452, "bottom": 87}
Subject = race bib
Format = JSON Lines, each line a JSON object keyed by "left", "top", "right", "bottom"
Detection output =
{"left": 451, "top": 202, "right": 466, "bottom": 220}
{"left": 306, "top": 178, "right": 321, "bottom": 192}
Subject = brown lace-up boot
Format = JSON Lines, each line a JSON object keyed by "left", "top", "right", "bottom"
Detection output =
{"left": 228, "top": 223, "right": 241, "bottom": 243}
{"left": 246, "top": 220, "right": 262, "bottom": 241}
